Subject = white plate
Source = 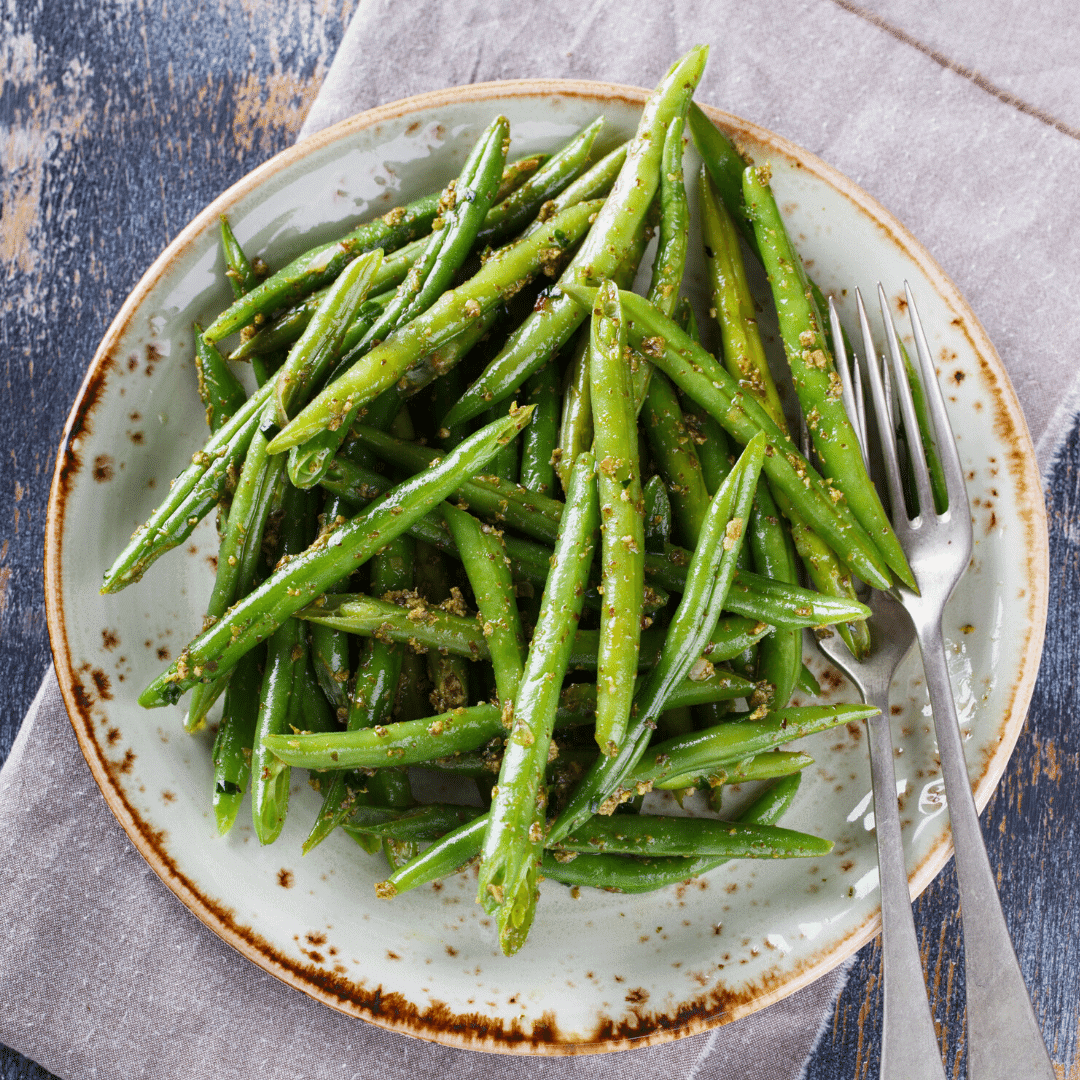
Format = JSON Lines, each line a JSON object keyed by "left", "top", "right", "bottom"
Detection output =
{"left": 45, "top": 80, "right": 1048, "bottom": 1054}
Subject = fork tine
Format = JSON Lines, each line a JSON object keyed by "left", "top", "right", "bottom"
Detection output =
{"left": 878, "top": 284, "right": 935, "bottom": 521}
{"left": 850, "top": 351, "right": 869, "bottom": 472}
{"left": 856, "top": 288, "right": 907, "bottom": 527}
{"left": 828, "top": 297, "right": 866, "bottom": 464}
{"left": 903, "top": 283, "right": 971, "bottom": 525}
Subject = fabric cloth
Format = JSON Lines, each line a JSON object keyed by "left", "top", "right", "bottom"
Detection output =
{"left": 5, "top": 0, "right": 1080, "bottom": 1076}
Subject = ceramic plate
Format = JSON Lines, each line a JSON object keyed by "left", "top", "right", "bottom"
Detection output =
{"left": 44, "top": 80, "right": 1048, "bottom": 1054}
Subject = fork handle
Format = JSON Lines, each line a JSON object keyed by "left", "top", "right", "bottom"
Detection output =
{"left": 865, "top": 700, "right": 947, "bottom": 1080}
{"left": 917, "top": 619, "right": 1055, "bottom": 1080}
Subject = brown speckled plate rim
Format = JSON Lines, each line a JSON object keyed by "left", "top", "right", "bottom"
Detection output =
{"left": 44, "top": 78, "right": 1049, "bottom": 1055}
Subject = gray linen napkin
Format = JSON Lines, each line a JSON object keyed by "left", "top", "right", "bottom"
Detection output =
{"left": 5, "top": 0, "right": 1080, "bottom": 1076}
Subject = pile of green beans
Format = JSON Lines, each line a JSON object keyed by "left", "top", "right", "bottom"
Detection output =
{"left": 103, "top": 47, "right": 899, "bottom": 957}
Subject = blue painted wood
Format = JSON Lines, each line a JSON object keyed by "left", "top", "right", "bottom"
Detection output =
{"left": 1, "top": 4, "right": 1076, "bottom": 1076}
{"left": 0, "top": 4, "right": 352, "bottom": 1076}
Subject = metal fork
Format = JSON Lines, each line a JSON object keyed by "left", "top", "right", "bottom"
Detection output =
{"left": 839, "top": 284, "right": 1054, "bottom": 1080}
{"left": 806, "top": 317, "right": 946, "bottom": 1080}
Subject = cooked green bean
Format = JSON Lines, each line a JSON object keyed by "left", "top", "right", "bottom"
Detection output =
{"left": 184, "top": 424, "right": 285, "bottom": 732}
{"left": 478, "top": 450, "right": 599, "bottom": 955}
{"left": 306, "top": 497, "right": 353, "bottom": 718}
{"left": 643, "top": 474, "right": 672, "bottom": 554}
{"left": 288, "top": 118, "right": 512, "bottom": 488}
{"left": 194, "top": 325, "right": 246, "bottom": 434}
{"left": 518, "top": 361, "right": 559, "bottom": 496}
{"left": 219, "top": 215, "right": 261, "bottom": 298}
{"left": 542, "top": 773, "right": 805, "bottom": 894}
{"left": 589, "top": 281, "right": 644, "bottom": 753}
{"left": 443, "top": 504, "right": 525, "bottom": 704}
{"left": 553, "top": 814, "right": 831, "bottom": 858}
{"left": 319, "top": 447, "right": 869, "bottom": 628}
{"left": 642, "top": 371, "right": 710, "bottom": 547}
{"left": 303, "top": 534, "right": 414, "bottom": 854}
{"left": 250, "top": 481, "right": 314, "bottom": 844}
{"left": 211, "top": 646, "right": 263, "bottom": 835}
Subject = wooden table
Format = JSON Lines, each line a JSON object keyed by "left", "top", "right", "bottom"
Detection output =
{"left": 1, "top": 3, "right": 1076, "bottom": 1076}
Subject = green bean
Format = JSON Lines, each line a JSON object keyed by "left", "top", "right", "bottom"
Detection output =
{"left": 267, "top": 200, "right": 601, "bottom": 453}
{"left": 551, "top": 773, "right": 806, "bottom": 893}
{"left": 474, "top": 117, "right": 602, "bottom": 249}
{"left": 271, "top": 249, "right": 387, "bottom": 425}
{"left": 560, "top": 283, "right": 894, "bottom": 590}
{"left": 250, "top": 482, "right": 314, "bottom": 844}
{"left": 485, "top": 403, "right": 522, "bottom": 481}
{"left": 522, "top": 142, "right": 628, "bottom": 235}
{"left": 441, "top": 47, "right": 708, "bottom": 430}
{"left": 555, "top": 328, "right": 592, "bottom": 496}
{"left": 630, "top": 115, "right": 690, "bottom": 410}
{"left": 478, "top": 450, "right": 599, "bottom": 954}
{"left": 643, "top": 703, "right": 873, "bottom": 786}
{"left": 646, "top": 117, "right": 690, "bottom": 320}
{"left": 292, "top": 116, "right": 511, "bottom": 485}
{"left": 554, "top": 813, "right": 831, "bottom": 858}
{"left": 366, "top": 766, "right": 419, "bottom": 866}
{"left": 389, "top": 305, "right": 501, "bottom": 404}
{"left": 687, "top": 103, "right": 757, "bottom": 253}
{"left": 518, "top": 361, "right": 559, "bottom": 495}
{"left": 443, "top": 504, "right": 525, "bottom": 704}
{"left": 495, "top": 154, "right": 548, "bottom": 202}
{"left": 296, "top": 652, "right": 338, "bottom": 734}
{"left": 219, "top": 215, "right": 261, "bottom": 298}
{"left": 427, "top": 649, "right": 471, "bottom": 713}
{"left": 307, "top": 498, "right": 353, "bottom": 718}
{"left": 742, "top": 165, "right": 915, "bottom": 590}
{"left": 300, "top": 593, "right": 488, "bottom": 658}
{"left": 376, "top": 815, "right": 488, "bottom": 899}
{"left": 211, "top": 646, "right": 263, "bottom": 835}
{"left": 550, "top": 433, "right": 765, "bottom": 845}
{"left": 378, "top": 742, "right": 807, "bottom": 900}
{"left": 748, "top": 481, "right": 802, "bottom": 710}
{"left": 699, "top": 172, "right": 785, "bottom": 427}
{"left": 342, "top": 803, "right": 484, "bottom": 845}
{"left": 303, "top": 535, "right": 414, "bottom": 854}
{"left": 184, "top": 425, "right": 285, "bottom": 731}
{"left": 230, "top": 281, "right": 392, "bottom": 362}
{"left": 350, "top": 426, "right": 564, "bottom": 533}
{"left": 267, "top": 703, "right": 499, "bottom": 771}
{"left": 194, "top": 325, "right": 246, "bottom": 435}
{"left": 705, "top": 751, "right": 814, "bottom": 805}
{"left": 796, "top": 663, "right": 821, "bottom": 697}
{"left": 589, "top": 281, "right": 644, "bottom": 753}
{"left": 139, "top": 405, "right": 535, "bottom": 707}
{"left": 642, "top": 371, "right": 710, "bottom": 547}
{"left": 643, "top": 474, "right": 672, "bottom": 554}
{"left": 203, "top": 193, "right": 442, "bottom": 344}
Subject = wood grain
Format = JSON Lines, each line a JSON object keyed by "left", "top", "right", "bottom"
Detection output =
{"left": 1, "top": 2, "right": 1077, "bottom": 1076}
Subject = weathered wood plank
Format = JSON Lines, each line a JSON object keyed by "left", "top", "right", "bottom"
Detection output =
{"left": 0, "top": 3, "right": 351, "bottom": 1076}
